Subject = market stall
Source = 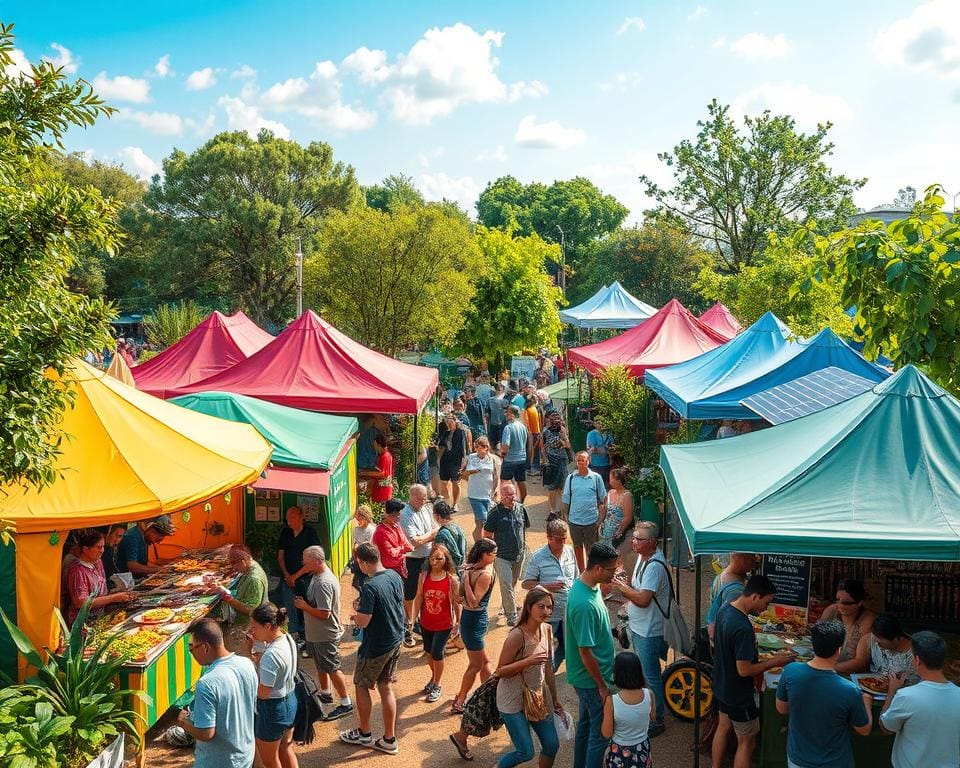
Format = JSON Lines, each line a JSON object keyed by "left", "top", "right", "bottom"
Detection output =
{"left": 699, "top": 302, "right": 742, "bottom": 340}
{"left": 170, "top": 391, "right": 358, "bottom": 577}
{"left": 660, "top": 365, "right": 960, "bottom": 767}
{"left": 559, "top": 281, "right": 657, "bottom": 329}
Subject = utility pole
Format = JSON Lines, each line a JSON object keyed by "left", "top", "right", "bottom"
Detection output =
{"left": 555, "top": 225, "right": 566, "bottom": 298}
{"left": 295, "top": 237, "right": 304, "bottom": 317}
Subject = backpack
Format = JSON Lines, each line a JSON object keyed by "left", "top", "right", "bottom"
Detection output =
{"left": 292, "top": 666, "right": 326, "bottom": 744}
{"left": 641, "top": 558, "right": 695, "bottom": 657}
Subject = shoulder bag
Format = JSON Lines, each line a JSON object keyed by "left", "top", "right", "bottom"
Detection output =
{"left": 642, "top": 559, "right": 694, "bottom": 657}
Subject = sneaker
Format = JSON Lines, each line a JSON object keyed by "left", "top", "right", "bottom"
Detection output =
{"left": 318, "top": 691, "right": 334, "bottom": 705}
{"left": 507, "top": 614, "right": 519, "bottom": 627}
{"left": 403, "top": 630, "right": 416, "bottom": 648}
{"left": 412, "top": 620, "right": 422, "bottom": 636}
{"left": 322, "top": 703, "right": 354, "bottom": 721}
{"left": 352, "top": 625, "right": 362, "bottom": 639}
{"left": 373, "top": 736, "right": 399, "bottom": 755}
{"left": 648, "top": 721, "right": 666, "bottom": 738}
{"left": 426, "top": 684, "right": 442, "bottom": 703}
{"left": 340, "top": 729, "right": 373, "bottom": 747}
{"left": 423, "top": 679, "right": 437, "bottom": 693}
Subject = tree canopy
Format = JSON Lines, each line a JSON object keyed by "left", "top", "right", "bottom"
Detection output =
{"left": 365, "top": 173, "right": 425, "bottom": 211}
{"left": 641, "top": 99, "right": 864, "bottom": 273}
{"left": 306, "top": 203, "right": 482, "bottom": 356}
{"left": 0, "top": 24, "right": 116, "bottom": 489}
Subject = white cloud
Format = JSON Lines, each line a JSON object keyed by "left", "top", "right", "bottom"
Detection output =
{"left": 475, "top": 145, "right": 508, "bottom": 163}
{"left": 185, "top": 112, "right": 216, "bottom": 137}
{"left": 617, "top": 17, "right": 646, "bottom": 35}
{"left": 514, "top": 114, "right": 586, "bottom": 150}
{"left": 600, "top": 72, "right": 643, "bottom": 93}
{"left": 688, "top": 6, "right": 709, "bottom": 22}
{"left": 874, "top": 0, "right": 960, "bottom": 80}
{"left": 154, "top": 54, "right": 171, "bottom": 78}
{"left": 418, "top": 146, "right": 445, "bottom": 168}
{"left": 342, "top": 46, "right": 392, "bottom": 84}
{"left": 419, "top": 172, "right": 481, "bottom": 215}
{"left": 258, "top": 60, "right": 376, "bottom": 131}
{"left": 231, "top": 64, "right": 257, "bottom": 79}
{"left": 712, "top": 36, "right": 727, "bottom": 49}
{"left": 385, "top": 23, "right": 543, "bottom": 125}
{"left": 218, "top": 96, "right": 290, "bottom": 139}
{"left": 4, "top": 48, "right": 31, "bottom": 79}
{"left": 186, "top": 67, "right": 218, "bottom": 91}
{"left": 732, "top": 82, "right": 851, "bottom": 128}
{"left": 729, "top": 32, "right": 790, "bottom": 60}
{"left": 115, "top": 147, "right": 160, "bottom": 180}
{"left": 92, "top": 72, "right": 151, "bottom": 103}
{"left": 43, "top": 43, "right": 77, "bottom": 74}
{"left": 115, "top": 108, "right": 184, "bottom": 136}
{"left": 261, "top": 77, "right": 311, "bottom": 108}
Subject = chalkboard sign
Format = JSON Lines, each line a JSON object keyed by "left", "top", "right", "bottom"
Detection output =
{"left": 761, "top": 554, "right": 812, "bottom": 609}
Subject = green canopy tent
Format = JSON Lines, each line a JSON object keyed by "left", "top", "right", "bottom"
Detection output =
{"left": 171, "top": 391, "right": 359, "bottom": 576}
{"left": 542, "top": 374, "right": 589, "bottom": 404}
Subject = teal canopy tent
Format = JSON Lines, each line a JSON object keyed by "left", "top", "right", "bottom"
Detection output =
{"left": 660, "top": 365, "right": 960, "bottom": 561}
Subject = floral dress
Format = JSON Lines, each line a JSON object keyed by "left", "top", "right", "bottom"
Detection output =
{"left": 600, "top": 490, "right": 632, "bottom": 545}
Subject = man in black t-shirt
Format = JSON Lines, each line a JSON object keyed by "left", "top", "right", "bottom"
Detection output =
{"left": 340, "top": 543, "right": 405, "bottom": 755}
{"left": 277, "top": 506, "right": 320, "bottom": 639}
{"left": 482, "top": 481, "right": 530, "bottom": 626}
{"left": 712, "top": 574, "right": 793, "bottom": 768}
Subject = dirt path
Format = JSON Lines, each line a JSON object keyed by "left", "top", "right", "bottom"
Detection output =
{"left": 143, "top": 478, "right": 706, "bottom": 768}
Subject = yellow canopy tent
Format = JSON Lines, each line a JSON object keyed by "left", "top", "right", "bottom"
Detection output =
{"left": 0, "top": 359, "right": 272, "bottom": 671}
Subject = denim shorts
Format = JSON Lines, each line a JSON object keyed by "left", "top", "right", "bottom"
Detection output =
{"left": 254, "top": 690, "right": 297, "bottom": 742}
{"left": 468, "top": 497, "right": 491, "bottom": 524}
{"left": 460, "top": 609, "right": 488, "bottom": 651}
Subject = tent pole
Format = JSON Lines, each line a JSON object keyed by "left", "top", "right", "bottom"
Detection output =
{"left": 693, "top": 554, "right": 703, "bottom": 768}
{"left": 413, "top": 411, "right": 420, "bottom": 488}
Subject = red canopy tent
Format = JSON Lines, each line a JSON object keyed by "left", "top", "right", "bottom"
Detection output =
{"left": 567, "top": 298, "right": 729, "bottom": 379}
{"left": 699, "top": 302, "right": 742, "bottom": 340}
{"left": 132, "top": 310, "right": 273, "bottom": 398}
{"left": 167, "top": 310, "right": 438, "bottom": 414}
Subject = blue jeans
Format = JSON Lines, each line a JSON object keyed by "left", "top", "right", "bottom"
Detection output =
{"left": 632, "top": 632, "right": 666, "bottom": 724}
{"left": 573, "top": 686, "right": 607, "bottom": 768}
{"left": 499, "top": 711, "right": 559, "bottom": 768}
{"left": 280, "top": 580, "right": 304, "bottom": 635}
{"left": 549, "top": 619, "right": 565, "bottom": 673}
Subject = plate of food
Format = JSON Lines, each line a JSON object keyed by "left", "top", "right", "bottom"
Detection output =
{"left": 134, "top": 607, "right": 174, "bottom": 625}
{"left": 852, "top": 673, "right": 888, "bottom": 697}
{"left": 757, "top": 633, "right": 787, "bottom": 649}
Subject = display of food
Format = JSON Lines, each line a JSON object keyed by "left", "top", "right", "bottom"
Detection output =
{"left": 104, "top": 628, "right": 167, "bottom": 661}
{"left": 170, "top": 558, "right": 209, "bottom": 573}
{"left": 135, "top": 607, "right": 175, "bottom": 624}
{"left": 857, "top": 675, "right": 888, "bottom": 695}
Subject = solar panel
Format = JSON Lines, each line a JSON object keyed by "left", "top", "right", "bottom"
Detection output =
{"left": 739, "top": 366, "right": 877, "bottom": 425}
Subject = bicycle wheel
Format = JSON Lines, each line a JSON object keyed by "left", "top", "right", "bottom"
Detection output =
{"left": 663, "top": 659, "right": 713, "bottom": 721}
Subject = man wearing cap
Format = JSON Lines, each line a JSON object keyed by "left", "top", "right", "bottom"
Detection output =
{"left": 462, "top": 385, "right": 487, "bottom": 439}
{"left": 117, "top": 516, "right": 176, "bottom": 576}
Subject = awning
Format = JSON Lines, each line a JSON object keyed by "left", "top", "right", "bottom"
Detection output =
{"left": 255, "top": 466, "right": 330, "bottom": 496}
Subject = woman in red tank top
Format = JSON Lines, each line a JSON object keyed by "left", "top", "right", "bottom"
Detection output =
{"left": 413, "top": 543, "right": 461, "bottom": 703}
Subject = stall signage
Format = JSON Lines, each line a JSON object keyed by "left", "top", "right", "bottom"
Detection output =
{"left": 761, "top": 554, "right": 812, "bottom": 609}
{"left": 510, "top": 356, "right": 537, "bottom": 382}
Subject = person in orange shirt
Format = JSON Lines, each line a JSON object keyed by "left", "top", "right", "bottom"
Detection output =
{"left": 524, "top": 395, "right": 542, "bottom": 476}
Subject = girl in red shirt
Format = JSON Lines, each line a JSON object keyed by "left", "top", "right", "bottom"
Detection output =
{"left": 413, "top": 543, "right": 461, "bottom": 703}
{"left": 370, "top": 434, "right": 394, "bottom": 503}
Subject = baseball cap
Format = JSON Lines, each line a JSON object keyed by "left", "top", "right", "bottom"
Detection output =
{"left": 149, "top": 514, "right": 177, "bottom": 536}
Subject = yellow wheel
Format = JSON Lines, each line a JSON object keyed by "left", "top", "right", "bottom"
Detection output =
{"left": 663, "top": 660, "right": 713, "bottom": 721}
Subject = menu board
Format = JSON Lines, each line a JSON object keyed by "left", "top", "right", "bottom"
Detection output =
{"left": 761, "top": 554, "right": 812, "bottom": 609}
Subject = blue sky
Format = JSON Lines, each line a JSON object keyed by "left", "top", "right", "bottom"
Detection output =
{"left": 5, "top": 1, "right": 960, "bottom": 219}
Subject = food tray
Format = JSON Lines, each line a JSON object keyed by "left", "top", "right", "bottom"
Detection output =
{"left": 851, "top": 673, "right": 888, "bottom": 699}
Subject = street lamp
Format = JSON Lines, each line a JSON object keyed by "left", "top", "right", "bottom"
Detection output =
{"left": 295, "top": 236, "right": 304, "bottom": 318}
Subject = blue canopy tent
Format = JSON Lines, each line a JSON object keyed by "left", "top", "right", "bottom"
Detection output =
{"left": 646, "top": 325, "right": 890, "bottom": 420}
{"left": 559, "top": 281, "right": 656, "bottom": 329}
{"left": 645, "top": 311, "right": 792, "bottom": 419}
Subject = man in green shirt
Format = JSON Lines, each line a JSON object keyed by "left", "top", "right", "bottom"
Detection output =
{"left": 565, "top": 542, "right": 619, "bottom": 768}
{"left": 216, "top": 544, "right": 267, "bottom": 655}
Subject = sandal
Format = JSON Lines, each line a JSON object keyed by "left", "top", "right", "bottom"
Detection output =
{"left": 450, "top": 698, "right": 465, "bottom": 715}
{"left": 449, "top": 733, "right": 473, "bottom": 761}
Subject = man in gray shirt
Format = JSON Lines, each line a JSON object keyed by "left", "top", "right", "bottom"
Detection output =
{"left": 400, "top": 484, "right": 438, "bottom": 646}
{"left": 295, "top": 545, "right": 353, "bottom": 721}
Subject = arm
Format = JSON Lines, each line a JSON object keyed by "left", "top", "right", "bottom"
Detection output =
{"left": 177, "top": 713, "right": 215, "bottom": 742}
{"left": 354, "top": 611, "right": 373, "bottom": 628}
{"left": 617, "top": 581, "right": 655, "bottom": 608}
{"left": 837, "top": 633, "right": 871, "bottom": 675}
{"left": 736, "top": 652, "right": 794, "bottom": 678}
{"left": 277, "top": 548, "right": 294, "bottom": 587}
{"left": 775, "top": 697, "right": 790, "bottom": 716}
{"left": 125, "top": 560, "right": 159, "bottom": 575}
{"left": 577, "top": 646, "right": 611, "bottom": 699}
{"left": 461, "top": 570, "right": 491, "bottom": 609}
{"left": 601, "top": 693, "right": 615, "bottom": 739}
{"left": 451, "top": 575, "right": 462, "bottom": 626}
{"left": 878, "top": 674, "right": 907, "bottom": 734}
{"left": 411, "top": 572, "right": 427, "bottom": 624}
{"left": 618, "top": 492, "right": 634, "bottom": 535}
{"left": 544, "top": 625, "right": 560, "bottom": 709}
{"left": 853, "top": 693, "right": 874, "bottom": 736}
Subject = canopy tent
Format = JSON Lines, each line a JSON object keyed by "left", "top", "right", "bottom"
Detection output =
{"left": 566, "top": 298, "right": 728, "bottom": 379}
{"left": 699, "top": 302, "right": 742, "bottom": 340}
{"left": 106, "top": 351, "right": 135, "bottom": 386}
{"left": 559, "top": 281, "right": 657, "bottom": 329}
{"left": 0, "top": 360, "right": 272, "bottom": 668}
{"left": 648, "top": 326, "right": 889, "bottom": 420}
{"left": 168, "top": 310, "right": 439, "bottom": 414}
{"left": 170, "top": 391, "right": 357, "bottom": 470}
{"left": 645, "top": 312, "right": 793, "bottom": 419}
{"left": 132, "top": 310, "right": 273, "bottom": 398}
{"left": 542, "top": 374, "right": 589, "bottom": 404}
{"left": 660, "top": 365, "right": 960, "bottom": 561}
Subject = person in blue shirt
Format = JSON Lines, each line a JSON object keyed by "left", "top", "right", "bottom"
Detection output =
{"left": 585, "top": 419, "right": 614, "bottom": 490}
{"left": 499, "top": 406, "right": 531, "bottom": 502}
{"left": 776, "top": 620, "right": 873, "bottom": 768}
{"left": 117, "top": 515, "right": 176, "bottom": 576}
{"left": 357, "top": 415, "right": 384, "bottom": 470}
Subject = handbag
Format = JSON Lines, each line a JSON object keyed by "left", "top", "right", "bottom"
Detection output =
{"left": 643, "top": 559, "right": 694, "bottom": 657}
{"left": 519, "top": 627, "right": 550, "bottom": 721}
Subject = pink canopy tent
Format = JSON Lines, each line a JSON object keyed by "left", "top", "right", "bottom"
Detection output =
{"left": 567, "top": 298, "right": 729, "bottom": 379}
{"left": 699, "top": 302, "right": 742, "bottom": 340}
{"left": 167, "top": 310, "right": 438, "bottom": 414}
{"left": 132, "top": 310, "right": 273, "bottom": 398}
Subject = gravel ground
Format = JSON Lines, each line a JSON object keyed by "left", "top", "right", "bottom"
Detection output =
{"left": 141, "top": 477, "right": 711, "bottom": 768}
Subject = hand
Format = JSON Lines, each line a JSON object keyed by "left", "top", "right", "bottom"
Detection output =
{"left": 554, "top": 701, "right": 565, "bottom": 715}
{"left": 284, "top": 574, "right": 296, "bottom": 588}
{"left": 526, "top": 649, "right": 549, "bottom": 667}
{"left": 177, "top": 708, "right": 191, "bottom": 727}
{"left": 886, "top": 672, "right": 906, "bottom": 693}
{"left": 598, "top": 684, "right": 611, "bottom": 701}
{"left": 293, "top": 596, "right": 308, "bottom": 610}
{"left": 543, "top": 581, "right": 566, "bottom": 591}
{"left": 772, "top": 651, "right": 795, "bottom": 667}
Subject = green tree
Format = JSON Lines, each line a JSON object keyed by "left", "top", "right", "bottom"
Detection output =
{"left": 584, "top": 222, "right": 710, "bottom": 310}
{"left": 590, "top": 365, "right": 652, "bottom": 470}
{"left": 476, "top": 175, "right": 629, "bottom": 297}
{"left": 306, "top": 204, "right": 482, "bottom": 356}
{"left": 365, "top": 173, "right": 425, "bottom": 211}
{"left": 697, "top": 228, "right": 852, "bottom": 337}
{"left": 452, "top": 228, "right": 563, "bottom": 369}
{"left": 805, "top": 186, "right": 960, "bottom": 390}
{"left": 641, "top": 99, "right": 864, "bottom": 272}
{"left": 0, "top": 24, "right": 117, "bottom": 488}
{"left": 142, "top": 301, "right": 206, "bottom": 349}
{"left": 141, "top": 130, "right": 361, "bottom": 327}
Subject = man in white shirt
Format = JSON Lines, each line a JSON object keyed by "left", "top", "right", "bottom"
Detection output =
{"left": 613, "top": 521, "right": 670, "bottom": 737}
{"left": 399, "top": 484, "right": 438, "bottom": 647}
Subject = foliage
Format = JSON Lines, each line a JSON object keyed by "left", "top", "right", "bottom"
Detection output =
{"left": 805, "top": 185, "right": 960, "bottom": 390}
{"left": 142, "top": 300, "right": 206, "bottom": 349}
{"left": 590, "top": 365, "right": 650, "bottom": 472}
{"left": 451, "top": 228, "right": 563, "bottom": 368}
{"left": 393, "top": 414, "right": 436, "bottom": 493}
{"left": 306, "top": 203, "right": 482, "bottom": 356}
{"left": 631, "top": 468, "right": 665, "bottom": 503}
{"left": 476, "top": 175, "right": 629, "bottom": 297}
{"left": 0, "top": 24, "right": 117, "bottom": 490}
{"left": 0, "top": 599, "right": 144, "bottom": 766}
{"left": 582, "top": 221, "right": 710, "bottom": 311}
{"left": 137, "top": 130, "right": 361, "bottom": 327}
{"left": 0, "top": 691, "right": 73, "bottom": 768}
{"left": 697, "top": 227, "right": 853, "bottom": 337}
{"left": 365, "top": 173, "right": 425, "bottom": 211}
{"left": 641, "top": 99, "right": 864, "bottom": 273}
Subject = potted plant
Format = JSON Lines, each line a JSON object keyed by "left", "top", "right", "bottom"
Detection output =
{"left": 630, "top": 466, "right": 665, "bottom": 524}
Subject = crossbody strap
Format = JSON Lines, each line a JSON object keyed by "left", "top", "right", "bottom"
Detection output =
{"left": 638, "top": 558, "right": 675, "bottom": 619}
